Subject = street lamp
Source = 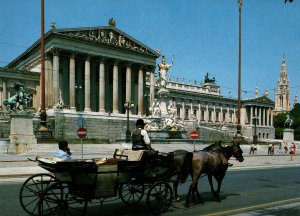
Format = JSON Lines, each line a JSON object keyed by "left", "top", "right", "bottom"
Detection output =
{"left": 75, "top": 84, "right": 82, "bottom": 111}
{"left": 124, "top": 101, "right": 134, "bottom": 143}
{"left": 252, "top": 115, "right": 259, "bottom": 143}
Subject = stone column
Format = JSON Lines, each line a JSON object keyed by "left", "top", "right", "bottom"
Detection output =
{"left": 45, "top": 54, "right": 53, "bottom": 108}
{"left": 2, "top": 80, "right": 6, "bottom": 110}
{"left": 69, "top": 54, "right": 76, "bottom": 111}
{"left": 181, "top": 102, "right": 185, "bottom": 120}
{"left": 262, "top": 108, "right": 265, "bottom": 126}
{"left": 258, "top": 107, "right": 262, "bottom": 126}
{"left": 205, "top": 104, "right": 209, "bottom": 122}
{"left": 198, "top": 104, "right": 201, "bottom": 122}
{"left": 250, "top": 106, "right": 253, "bottom": 125}
{"left": 270, "top": 109, "right": 273, "bottom": 126}
{"left": 99, "top": 58, "right": 106, "bottom": 112}
{"left": 233, "top": 108, "right": 236, "bottom": 123}
{"left": 84, "top": 56, "right": 91, "bottom": 112}
{"left": 52, "top": 50, "right": 60, "bottom": 106}
{"left": 138, "top": 66, "right": 144, "bottom": 115}
{"left": 125, "top": 63, "right": 132, "bottom": 107}
{"left": 267, "top": 108, "right": 270, "bottom": 126}
{"left": 112, "top": 61, "right": 119, "bottom": 113}
{"left": 149, "top": 67, "right": 155, "bottom": 108}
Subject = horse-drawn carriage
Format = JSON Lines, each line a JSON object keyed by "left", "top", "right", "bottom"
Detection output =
{"left": 19, "top": 149, "right": 175, "bottom": 215}
{"left": 19, "top": 143, "right": 245, "bottom": 215}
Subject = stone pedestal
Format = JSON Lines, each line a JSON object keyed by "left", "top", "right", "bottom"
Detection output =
{"left": 9, "top": 112, "right": 37, "bottom": 154}
{"left": 157, "top": 89, "right": 170, "bottom": 117}
{"left": 283, "top": 128, "right": 294, "bottom": 144}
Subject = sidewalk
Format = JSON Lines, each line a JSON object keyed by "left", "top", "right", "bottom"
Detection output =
{"left": 0, "top": 143, "right": 299, "bottom": 177}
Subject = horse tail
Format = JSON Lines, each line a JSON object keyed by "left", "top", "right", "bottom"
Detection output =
{"left": 174, "top": 150, "right": 193, "bottom": 183}
{"left": 181, "top": 151, "right": 193, "bottom": 182}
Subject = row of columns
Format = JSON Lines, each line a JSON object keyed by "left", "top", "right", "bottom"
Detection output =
{"left": 46, "top": 51, "right": 155, "bottom": 115}
{"left": 249, "top": 106, "right": 273, "bottom": 126}
{"left": 176, "top": 101, "right": 237, "bottom": 124}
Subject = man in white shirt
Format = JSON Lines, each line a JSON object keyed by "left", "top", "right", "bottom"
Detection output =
{"left": 131, "top": 119, "right": 153, "bottom": 150}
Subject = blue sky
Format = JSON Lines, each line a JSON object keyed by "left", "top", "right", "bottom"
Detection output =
{"left": 1, "top": 0, "right": 299, "bottom": 103}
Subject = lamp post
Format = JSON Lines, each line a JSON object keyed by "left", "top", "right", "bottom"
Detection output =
{"left": 75, "top": 84, "right": 82, "bottom": 111}
{"left": 38, "top": 0, "right": 48, "bottom": 133}
{"left": 124, "top": 101, "right": 134, "bottom": 143}
{"left": 252, "top": 115, "right": 259, "bottom": 144}
{"left": 236, "top": 0, "right": 243, "bottom": 139}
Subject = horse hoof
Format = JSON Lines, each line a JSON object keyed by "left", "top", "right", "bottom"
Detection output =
{"left": 199, "top": 200, "right": 205, "bottom": 204}
{"left": 184, "top": 203, "right": 190, "bottom": 208}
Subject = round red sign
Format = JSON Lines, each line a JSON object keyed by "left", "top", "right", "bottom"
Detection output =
{"left": 190, "top": 131, "right": 199, "bottom": 139}
{"left": 77, "top": 127, "right": 87, "bottom": 138}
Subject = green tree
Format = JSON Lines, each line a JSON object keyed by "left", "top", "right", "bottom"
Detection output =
{"left": 273, "top": 113, "right": 286, "bottom": 139}
{"left": 290, "top": 103, "right": 300, "bottom": 140}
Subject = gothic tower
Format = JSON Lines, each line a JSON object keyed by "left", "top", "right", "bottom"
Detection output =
{"left": 274, "top": 55, "right": 290, "bottom": 114}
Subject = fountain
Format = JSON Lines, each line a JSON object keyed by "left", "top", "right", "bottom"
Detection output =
{"left": 145, "top": 55, "right": 188, "bottom": 142}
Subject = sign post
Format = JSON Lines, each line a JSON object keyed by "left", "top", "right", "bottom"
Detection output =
{"left": 190, "top": 131, "right": 199, "bottom": 152}
{"left": 77, "top": 127, "right": 87, "bottom": 159}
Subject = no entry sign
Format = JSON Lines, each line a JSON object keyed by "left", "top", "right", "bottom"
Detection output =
{"left": 77, "top": 127, "right": 87, "bottom": 138}
{"left": 190, "top": 131, "right": 199, "bottom": 140}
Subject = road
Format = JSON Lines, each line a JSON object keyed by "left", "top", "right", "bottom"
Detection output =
{"left": 1, "top": 167, "right": 300, "bottom": 216}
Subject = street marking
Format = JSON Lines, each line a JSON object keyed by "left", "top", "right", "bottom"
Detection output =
{"left": 203, "top": 197, "right": 300, "bottom": 216}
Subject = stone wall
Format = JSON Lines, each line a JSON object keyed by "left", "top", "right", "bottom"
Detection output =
{"left": 0, "top": 113, "right": 10, "bottom": 138}
{"left": 53, "top": 112, "right": 136, "bottom": 143}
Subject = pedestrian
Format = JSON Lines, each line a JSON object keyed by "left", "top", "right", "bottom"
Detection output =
{"left": 279, "top": 143, "right": 282, "bottom": 153}
{"left": 249, "top": 144, "right": 256, "bottom": 155}
{"left": 290, "top": 142, "right": 296, "bottom": 161}
{"left": 268, "top": 143, "right": 272, "bottom": 155}
{"left": 271, "top": 144, "right": 275, "bottom": 156}
{"left": 284, "top": 143, "right": 288, "bottom": 154}
{"left": 254, "top": 144, "right": 257, "bottom": 155}
{"left": 54, "top": 140, "right": 72, "bottom": 161}
{"left": 290, "top": 143, "right": 296, "bottom": 155}
{"left": 131, "top": 119, "right": 154, "bottom": 151}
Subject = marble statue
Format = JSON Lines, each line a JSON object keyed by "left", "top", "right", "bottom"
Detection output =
{"left": 158, "top": 55, "right": 173, "bottom": 90}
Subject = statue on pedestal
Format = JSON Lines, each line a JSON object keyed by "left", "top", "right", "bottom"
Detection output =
{"left": 284, "top": 114, "right": 293, "bottom": 128}
{"left": 2, "top": 82, "right": 32, "bottom": 112}
{"left": 158, "top": 55, "right": 173, "bottom": 91}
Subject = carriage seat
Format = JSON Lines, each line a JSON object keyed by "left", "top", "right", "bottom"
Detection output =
{"left": 113, "top": 149, "right": 145, "bottom": 161}
{"left": 36, "top": 157, "right": 58, "bottom": 164}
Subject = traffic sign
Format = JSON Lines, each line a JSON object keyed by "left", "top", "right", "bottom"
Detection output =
{"left": 77, "top": 127, "right": 87, "bottom": 138}
{"left": 190, "top": 131, "right": 199, "bottom": 139}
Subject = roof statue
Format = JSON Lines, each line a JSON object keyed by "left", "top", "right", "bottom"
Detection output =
{"left": 108, "top": 18, "right": 116, "bottom": 27}
{"left": 204, "top": 72, "right": 215, "bottom": 84}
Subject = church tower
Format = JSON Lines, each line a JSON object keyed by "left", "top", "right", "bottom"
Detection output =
{"left": 274, "top": 55, "right": 290, "bottom": 115}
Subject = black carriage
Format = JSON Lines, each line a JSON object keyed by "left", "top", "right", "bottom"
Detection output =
{"left": 19, "top": 149, "right": 175, "bottom": 215}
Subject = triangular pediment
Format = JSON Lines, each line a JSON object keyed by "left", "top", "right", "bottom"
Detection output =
{"left": 243, "top": 95, "right": 274, "bottom": 105}
{"left": 52, "top": 26, "right": 159, "bottom": 57}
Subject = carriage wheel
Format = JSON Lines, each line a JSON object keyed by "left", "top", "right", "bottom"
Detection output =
{"left": 146, "top": 181, "right": 173, "bottom": 214}
{"left": 119, "top": 183, "right": 144, "bottom": 206}
{"left": 38, "top": 182, "right": 87, "bottom": 216}
{"left": 19, "top": 173, "right": 56, "bottom": 216}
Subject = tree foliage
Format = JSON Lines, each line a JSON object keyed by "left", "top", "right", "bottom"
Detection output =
{"left": 273, "top": 103, "right": 300, "bottom": 140}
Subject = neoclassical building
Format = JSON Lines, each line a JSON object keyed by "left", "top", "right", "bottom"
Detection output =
{"left": 0, "top": 23, "right": 275, "bottom": 141}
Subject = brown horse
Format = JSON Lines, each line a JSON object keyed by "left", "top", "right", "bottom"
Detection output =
{"left": 172, "top": 143, "right": 244, "bottom": 206}
{"left": 185, "top": 143, "right": 244, "bottom": 207}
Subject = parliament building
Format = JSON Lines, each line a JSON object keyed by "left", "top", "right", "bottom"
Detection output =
{"left": 0, "top": 23, "right": 275, "bottom": 142}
